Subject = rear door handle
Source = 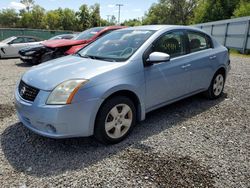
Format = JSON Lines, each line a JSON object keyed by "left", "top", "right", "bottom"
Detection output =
{"left": 181, "top": 64, "right": 191, "bottom": 69}
{"left": 209, "top": 55, "right": 217, "bottom": 60}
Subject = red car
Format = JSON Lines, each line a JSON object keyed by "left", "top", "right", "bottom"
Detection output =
{"left": 19, "top": 26, "right": 126, "bottom": 64}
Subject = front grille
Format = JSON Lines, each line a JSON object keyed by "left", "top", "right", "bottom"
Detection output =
{"left": 18, "top": 80, "right": 40, "bottom": 102}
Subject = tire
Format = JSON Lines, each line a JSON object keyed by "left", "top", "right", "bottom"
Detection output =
{"left": 205, "top": 71, "right": 225, "bottom": 99}
{"left": 94, "top": 96, "right": 136, "bottom": 144}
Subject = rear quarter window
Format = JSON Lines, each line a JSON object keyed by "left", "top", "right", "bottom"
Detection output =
{"left": 187, "top": 31, "right": 213, "bottom": 53}
{"left": 26, "top": 38, "right": 37, "bottom": 42}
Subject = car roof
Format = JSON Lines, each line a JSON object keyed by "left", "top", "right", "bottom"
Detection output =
{"left": 15, "top": 35, "right": 39, "bottom": 38}
{"left": 122, "top": 25, "right": 205, "bottom": 33}
{"left": 14, "top": 35, "right": 42, "bottom": 40}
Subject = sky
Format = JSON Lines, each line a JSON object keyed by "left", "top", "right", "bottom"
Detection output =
{"left": 0, "top": 0, "right": 158, "bottom": 22}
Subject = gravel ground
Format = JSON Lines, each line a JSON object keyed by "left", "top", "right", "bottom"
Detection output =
{"left": 0, "top": 56, "right": 249, "bottom": 187}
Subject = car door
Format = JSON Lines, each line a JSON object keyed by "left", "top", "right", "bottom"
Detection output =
{"left": 4, "top": 37, "right": 27, "bottom": 57}
{"left": 185, "top": 31, "right": 215, "bottom": 92}
{"left": 25, "top": 37, "right": 41, "bottom": 46}
{"left": 144, "top": 30, "right": 192, "bottom": 110}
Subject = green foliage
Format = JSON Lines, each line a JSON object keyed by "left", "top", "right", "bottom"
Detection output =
{"left": 44, "top": 10, "right": 61, "bottom": 30}
{"left": 58, "top": 8, "right": 78, "bottom": 30}
{"left": 30, "top": 5, "right": 46, "bottom": 29}
{"left": 0, "top": 1, "right": 103, "bottom": 31}
{"left": 233, "top": 0, "right": 250, "bottom": 17}
{"left": 76, "top": 4, "right": 91, "bottom": 30}
{"left": 90, "top": 4, "right": 101, "bottom": 27}
{"left": 122, "top": 18, "right": 142, "bottom": 26}
{"left": 191, "top": 0, "right": 240, "bottom": 24}
{"left": 0, "top": 0, "right": 249, "bottom": 31}
{"left": 143, "top": 0, "right": 198, "bottom": 25}
{"left": 0, "top": 9, "right": 19, "bottom": 27}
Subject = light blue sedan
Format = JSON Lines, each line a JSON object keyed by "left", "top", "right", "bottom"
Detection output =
{"left": 15, "top": 25, "right": 230, "bottom": 144}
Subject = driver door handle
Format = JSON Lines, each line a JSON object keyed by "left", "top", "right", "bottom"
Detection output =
{"left": 181, "top": 64, "right": 191, "bottom": 69}
{"left": 209, "top": 55, "right": 217, "bottom": 60}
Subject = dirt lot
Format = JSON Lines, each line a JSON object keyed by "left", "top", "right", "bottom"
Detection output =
{"left": 0, "top": 56, "right": 249, "bottom": 187}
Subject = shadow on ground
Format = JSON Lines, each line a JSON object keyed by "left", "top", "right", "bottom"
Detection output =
{"left": 15, "top": 61, "right": 33, "bottom": 67}
{"left": 1, "top": 93, "right": 226, "bottom": 181}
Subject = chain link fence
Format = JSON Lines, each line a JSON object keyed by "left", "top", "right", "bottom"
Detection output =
{"left": 0, "top": 28, "right": 74, "bottom": 41}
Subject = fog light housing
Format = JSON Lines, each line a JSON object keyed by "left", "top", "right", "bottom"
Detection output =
{"left": 46, "top": 124, "right": 56, "bottom": 133}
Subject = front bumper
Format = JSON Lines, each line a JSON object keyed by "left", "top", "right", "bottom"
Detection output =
{"left": 15, "top": 88, "right": 103, "bottom": 138}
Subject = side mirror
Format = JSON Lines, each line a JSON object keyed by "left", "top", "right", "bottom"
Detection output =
{"left": 146, "top": 52, "right": 170, "bottom": 64}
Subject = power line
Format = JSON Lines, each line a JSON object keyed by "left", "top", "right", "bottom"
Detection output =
{"left": 116, "top": 4, "right": 124, "bottom": 25}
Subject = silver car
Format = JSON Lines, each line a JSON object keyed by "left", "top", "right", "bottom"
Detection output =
{"left": 0, "top": 36, "right": 41, "bottom": 58}
{"left": 15, "top": 25, "right": 230, "bottom": 144}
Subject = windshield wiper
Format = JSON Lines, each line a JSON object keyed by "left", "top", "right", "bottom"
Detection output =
{"left": 76, "top": 53, "right": 97, "bottom": 59}
{"left": 76, "top": 53, "right": 116, "bottom": 62}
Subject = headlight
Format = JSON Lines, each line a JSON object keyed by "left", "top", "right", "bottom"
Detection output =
{"left": 25, "top": 51, "right": 36, "bottom": 56}
{"left": 46, "top": 79, "right": 88, "bottom": 105}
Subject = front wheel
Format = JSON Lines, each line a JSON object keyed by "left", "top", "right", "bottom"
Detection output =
{"left": 94, "top": 96, "right": 136, "bottom": 144}
{"left": 205, "top": 71, "right": 225, "bottom": 99}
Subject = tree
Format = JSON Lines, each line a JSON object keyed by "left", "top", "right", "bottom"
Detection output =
{"left": 58, "top": 8, "right": 78, "bottom": 30}
{"left": 233, "top": 0, "right": 250, "bottom": 17}
{"left": 44, "top": 10, "right": 61, "bottom": 30}
{"left": 0, "top": 9, "right": 19, "bottom": 27}
{"left": 90, "top": 4, "right": 101, "bottom": 27}
{"left": 192, "top": 0, "right": 240, "bottom": 24}
{"left": 143, "top": 0, "right": 198, "bottom": 25}
{"left": 76, "top": 4, "right": 91, "bottom": 30}
{"left": 122, "top": 18, "right": 142, "bottom": 26}
{"left": 20, "top": 0, "right": 35, "bottom": 12}
{"left": 30, "top": 5, "right": 46, "bottom": 28}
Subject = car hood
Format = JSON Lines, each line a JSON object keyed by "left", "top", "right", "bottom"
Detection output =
{"left": 65, "top": 43, "right": 88, "bottom": 55}
{"left": 0, "top": 42, "right": 7, "bottom": 46}
{"left": 22, "top": 55, "right": 123, "bottom": 91}
{"left": 42, "top": 39, "right": 88, "bottom": 48}
{"left": 19, "top": 44, "right": 44, "bottom": 53}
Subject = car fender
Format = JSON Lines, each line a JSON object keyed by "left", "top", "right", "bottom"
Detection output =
{"left": 99, "top": 84, "right": 146, "bottom": 121}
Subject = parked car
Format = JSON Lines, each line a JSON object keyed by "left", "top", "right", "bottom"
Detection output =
{"left": 19, "top": 26, "right": 126, "bottom": 65}
{"left": 15, "top": 25, "right": 230, "bottom": 144}
{"left": 49, "top": 34, "right": 77, "bottom": 40}
{"left": 0, "top": 36, "right": 42, "bottom": 58}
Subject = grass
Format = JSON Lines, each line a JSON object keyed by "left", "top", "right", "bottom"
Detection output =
{"left": 229, "top": 49, "right": 250, "bottom": 57}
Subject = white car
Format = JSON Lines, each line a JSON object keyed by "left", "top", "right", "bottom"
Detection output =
{"left": 0, "top": 36, "right": 42, "bottom": 58}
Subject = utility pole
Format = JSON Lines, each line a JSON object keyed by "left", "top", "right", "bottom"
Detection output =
{"left": 116, "top": 4, "right": 123, "bottom": 25}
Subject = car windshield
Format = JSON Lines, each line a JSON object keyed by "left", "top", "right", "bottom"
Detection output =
{"left": 77, "top": 30, "right": 155, "bottom": 62}
{"left": 1, "top": 37, "right": 16, "bottom": 44}
{"left": 74, "top": 27, "right": 104, "bottom": 40}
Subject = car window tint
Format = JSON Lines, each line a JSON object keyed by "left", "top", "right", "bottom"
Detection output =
{"left": 98, "top": 30, "right": 115, "bottom": 38}
{"left": 74, "top": 27, "right": 105, "bottom": 40}
{"left": 78, "top": 30, "right": 155, "bottom": 62}
{"left": 12, "top": 37, "right": 25, "bottom": 44}
{"left": 26, "top": 38, "right": 36, "bottom": 42}
{"left": 153, "top": 31, "right": 186, "bottom": 58}
{"left": 187, "top": 32, "right": 211, "bottom": 53}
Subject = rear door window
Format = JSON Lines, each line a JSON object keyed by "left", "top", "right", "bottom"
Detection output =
{"left": 26, "top": 37, "right": 37, "bottom": 42}
{"left": 187, "top": 31, "right": 212, "bottom": 53}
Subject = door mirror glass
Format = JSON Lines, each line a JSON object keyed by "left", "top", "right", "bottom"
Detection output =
{"left": 147, "top": 52, "right": 170, "bottom": 64}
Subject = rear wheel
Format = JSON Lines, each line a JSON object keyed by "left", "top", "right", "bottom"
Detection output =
{"left": 205, "top": 71, "right": 225, "bottom": 99}
{"left": 94, "top": 96, "right": 136, "bottom": 144}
